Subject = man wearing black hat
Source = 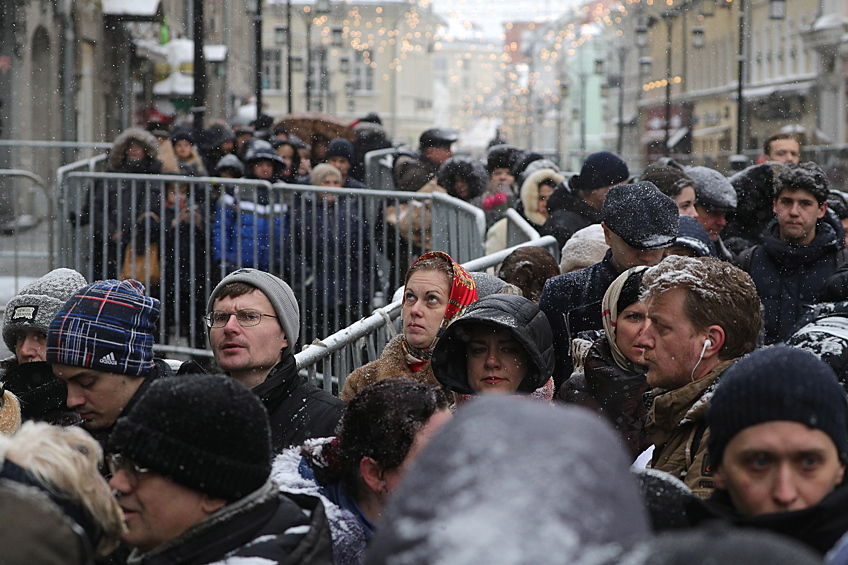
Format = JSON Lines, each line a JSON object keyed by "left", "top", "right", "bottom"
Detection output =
{"left": 325, "top": 138, "right": 366, "bottom": 188}
{"left": 738, "top": 162, "right": 847, "bottom": 344}
{"left": 687, "top": 346, "right": 848, "bottom": 555}
{"left": 107, "top": 373, "right": 334, "bottom": 562}
{"left": 394, "top": 128, "right": 458, "bottom": 192}
{"left": 540, "top": 181, "right": 679, "bottom": 387}
{"left": 543, "top": 151, "right": 630, "bottom": 247}
{"left": 635, "top": 255, "right": 761, "bottom": 498}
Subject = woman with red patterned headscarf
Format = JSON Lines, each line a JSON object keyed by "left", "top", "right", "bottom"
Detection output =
{"left": 340, "top": 252, "right": 477, "bottom": 402}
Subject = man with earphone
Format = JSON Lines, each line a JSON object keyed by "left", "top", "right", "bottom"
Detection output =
{"left": 635, "top": 255, "right": 762, "bottom": 499}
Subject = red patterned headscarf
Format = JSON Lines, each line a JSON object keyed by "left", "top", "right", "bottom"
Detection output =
{"left": 401, "top": 251, "right": 478, "bottom": 370}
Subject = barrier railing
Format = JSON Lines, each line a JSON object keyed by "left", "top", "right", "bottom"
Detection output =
{"left": 294, "top": 235, "right": 561, "bottom": 393}
{"left": 58, "top": 172, "right": 485, "bottom": 357}
{"left": 0, "top": 170, "right": 53, "bottom": 294}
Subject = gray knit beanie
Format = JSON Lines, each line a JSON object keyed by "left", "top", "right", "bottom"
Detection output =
{"left": 207, "top": 268, "right": 300, "bottom": 350}
{"left": 3, "top": 269, "right": 88, "bottom": 352}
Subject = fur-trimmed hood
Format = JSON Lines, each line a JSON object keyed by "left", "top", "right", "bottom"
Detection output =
{"left": 521, "top": 168, "right": 565, "bottom": 226}
{"left": 108, "top": 128, "right": 160, "bottom": 171}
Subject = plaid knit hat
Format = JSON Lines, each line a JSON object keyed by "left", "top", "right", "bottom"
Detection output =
{"left": 3, "top": 269, "right": 88, "bottom": 352}
{"left": 46, "top": 280, "right": 159, "bottom": 377}
{"left": 708, "top": 346, "right": 848, "bottom": 466}
{"left": 207, "top": 268, "right": 300, "bottom": 350}
{"left": 107, "top": 374, "right": 272, "bottom": 500}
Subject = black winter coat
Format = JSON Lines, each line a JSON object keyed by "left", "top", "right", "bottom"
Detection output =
{"left": 127, "top": 482, "right": 334, "bottom": 565}
{"left": 540, "top": 249, "right": 620, "bottom": 386}
{"left": 559, "top": 338, "right": 651, "bottom": 458}
{"left": 738, "top": 214, "right": 848, "bottom": 344}
{"left": 686, "top": 483, "right": 848, "bottom": 555}
{"left": 254, "top": 351, "right": 345, "bottom": 453}
{"left": 541, "top": 184, "right": 602, "bottom": 247}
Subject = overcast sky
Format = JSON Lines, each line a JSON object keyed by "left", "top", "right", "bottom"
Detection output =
{"left": 432, "top": 0, "right": 585, "bottom": 31}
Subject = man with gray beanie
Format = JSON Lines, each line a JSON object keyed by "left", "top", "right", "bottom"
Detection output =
{"left": 540, "top": 181, "right": 679, "bottom": 387}
{"left": 206, "top": 268, "right": 343, "bottom": 452}
{"left": 685, "top": 165, "right": 737, "bottom": 262}
{"left": 107, "top": 373, "right": 334, "bottom": 562}
{"left": 48, "top": 279, "right": 174, "bottom": 447}
{"left": 687, "top": 346, "right": 848, "bottom": 555}
{"left": 1, "top": 268, "right": 87, "bottom": 424}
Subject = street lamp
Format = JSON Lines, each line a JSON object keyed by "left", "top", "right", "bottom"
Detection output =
{"left": 692, "top": 27, "right": 705, "bottom": 49}
{"left": 246, "top": 0, "right": 263, "bottom": 122}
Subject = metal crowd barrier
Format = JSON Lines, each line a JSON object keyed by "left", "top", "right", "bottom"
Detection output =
{"left": 294, "top": 235, "right": 561, "bottom": 394}
{"left": 0, "top": 170, "right": 54, "bottom": 295}
{"left": 58, "top": 172, "right": 486, "bottom": 357}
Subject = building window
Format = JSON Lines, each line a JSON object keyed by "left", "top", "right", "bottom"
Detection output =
{"left": 263, "top": 49, "right": 282, "bottom": 90}
{"left": 353, "top": 50, "right": 374, "bottom": 91}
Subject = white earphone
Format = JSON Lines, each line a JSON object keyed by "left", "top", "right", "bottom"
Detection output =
{"left": 704, "top": 339, "right": 712, "bottom": 349}
{"left": 691, "top": 339, "right": 713, "bottom": 382}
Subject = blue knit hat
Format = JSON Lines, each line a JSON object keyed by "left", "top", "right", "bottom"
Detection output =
{"left": 675, "top": 215, "right": 717, "bottom": 258}
{"left": 708, "top": 346, "right": 848, "bottom": 465}
{"left": 46, "top": 280, "right": 159, "bottom": 377}
{"left": 326, "top": 138, "right": 355, "bottom": 163}
{"left": 572, "top": 151, "right": 630, "bottom": 193}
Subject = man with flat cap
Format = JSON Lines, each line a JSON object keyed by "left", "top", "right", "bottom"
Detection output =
{"left": 394, "top": 128, "right": 459, "bottom": 192}
{"left": 540, "top": 181, "right": 679, "bottom": 387}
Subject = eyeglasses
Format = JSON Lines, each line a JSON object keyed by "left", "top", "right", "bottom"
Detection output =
{"left": 204, "top": 309, "right": 278, "bottom": 328}
{"left": 107, "top": 453, "right": 152, "bottom": 485}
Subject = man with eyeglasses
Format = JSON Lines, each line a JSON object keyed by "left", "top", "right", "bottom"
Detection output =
{"left": 47, "top": 279, "right": 173, "bottom": 448}
{"left": 107, "top": 373, "right": 334, "bottom": 562}
{"left": 206, "top": 268, "right": 343, "bottom": 451}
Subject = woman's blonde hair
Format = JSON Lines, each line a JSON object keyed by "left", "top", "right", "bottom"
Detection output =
{"left": 0, "top": 421, "right": 126, "bottom": 555}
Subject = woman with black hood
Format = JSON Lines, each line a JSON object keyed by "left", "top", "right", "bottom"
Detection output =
{"left": 436, "top": 156, "right": 488, "bottom": 202}
{"left": 431, "top": 294, "right": 556, "bottom": 403}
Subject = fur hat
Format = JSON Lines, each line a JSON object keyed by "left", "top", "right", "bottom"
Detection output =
{"left": 559, "top": 224, "right": 609, "bottom": 273}
{"left": 107, "top": 374, "right": 272, "bottom": 500}
{"left": 207, "top": 269, "right": 300, "bottom": 351}
{"left": 3, "top": 269, "right": 88, "bottom": 352}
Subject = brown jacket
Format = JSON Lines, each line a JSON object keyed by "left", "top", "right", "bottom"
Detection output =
{"left": 340, "top": 335, "right": 439, "bottom": 402}
{"left": 645, "top": 358, "right": 738, "bottom": 499}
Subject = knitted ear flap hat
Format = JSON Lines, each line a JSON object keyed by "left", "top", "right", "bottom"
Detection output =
{"left": 107, "top": 374, "right": 272, "bottom": 500}
{"left": 46, "top": 280, "right": 158, "bottom": 377}
{"left": 3, "top": 269, "right": 88, "bottom": 352}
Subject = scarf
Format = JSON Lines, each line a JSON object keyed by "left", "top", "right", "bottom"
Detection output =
{"left": 401, "top": 251, "right": 478, "bottom": 371}
{"left": 601, "top": 266, "right": 649, "bottom": 373}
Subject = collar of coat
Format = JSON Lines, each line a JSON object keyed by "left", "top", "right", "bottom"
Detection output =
{"left": 645, "top": 358, "right": 738, "bottom": 444}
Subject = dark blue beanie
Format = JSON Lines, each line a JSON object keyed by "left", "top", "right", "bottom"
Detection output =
{"left": 708, "top": 346, "right": 848, "bottom": 465}
{"left": 675, "top": 215, "right": 717, "bottom": 257}
{"left": 326, "top": 138, "right": 355, "bottom": 163}
{"left": 573, "top": 151, "right": 629, "bottom": 193}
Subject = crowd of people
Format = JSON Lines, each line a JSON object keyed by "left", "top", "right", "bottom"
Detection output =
{"left": 4, "top": 125, "right": 848, "bottom": 564}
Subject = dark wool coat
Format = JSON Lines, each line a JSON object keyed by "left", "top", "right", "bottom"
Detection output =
{"left": 340, "top": 334, "right": 439, "bottom": 402}
{"left": 738, "top": 214, "right": 847, "bottom": 344}
{"left": 560, "top": 338, "right": 651, "bottom": 458}
{"left": 254, "top": 351, "right": 345, "bottom": 452}
{"left": 127, "top": 482, "right": 335, "bottom": 565}
{"left": 541, "top": 183, "right": 602, "bottom": 247}
{"left": 687, "top": 482, "right": 848, "bottom": 556}
{"left": 540, "top": 249, "right": 620, "bottom": 386}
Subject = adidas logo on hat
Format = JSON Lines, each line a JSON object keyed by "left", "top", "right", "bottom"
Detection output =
{"left": 100, "top": 352, "right": 118, "bottom": 366}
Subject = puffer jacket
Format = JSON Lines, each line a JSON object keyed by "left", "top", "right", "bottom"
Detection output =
{"left": 127, "top": 481, "right": 334, "bottom": 565}
{"left": 738, "top": 213, "right": 848, "bottom": 344}
{"left": 211, "top": 183, "right": 287, "bottom": 272}
{"left": 431, "top": 294, "right": 554, "bottom": 395}
{"left": 645, "top": 358, "right": 738, "bottom": 499}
